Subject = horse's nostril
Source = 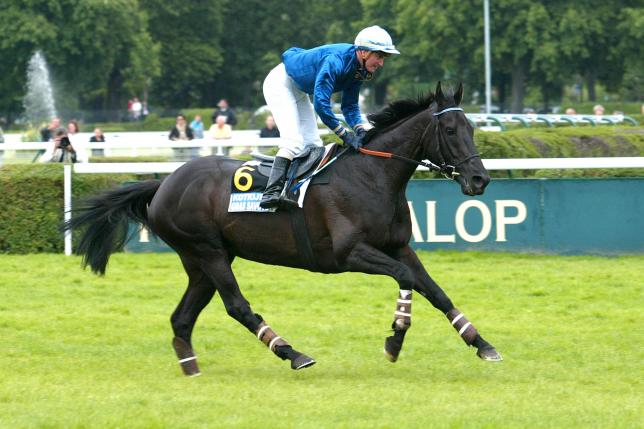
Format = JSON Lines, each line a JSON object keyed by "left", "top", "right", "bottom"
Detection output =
{"left": 471, "top": 175, "right": 489, "bottom": 189}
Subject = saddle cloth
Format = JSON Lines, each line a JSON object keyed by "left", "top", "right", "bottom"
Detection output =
{"left": 228, "top": 143, "right": 338, "bottom": 212}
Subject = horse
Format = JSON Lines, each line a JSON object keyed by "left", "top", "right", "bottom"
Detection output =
{"left": 65, "top": 82, "right": 502, "bottom": 377}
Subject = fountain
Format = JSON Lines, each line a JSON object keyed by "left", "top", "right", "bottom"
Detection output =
{"left": 23, "top": 51, "right": 57, "bottom": 126}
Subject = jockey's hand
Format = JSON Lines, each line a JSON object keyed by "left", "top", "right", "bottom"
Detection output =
{"left": 341, "top": 132, "right": 364, "bottom": 151}
{"left": 354, "top": 127, "right": 367, "bottom": 138}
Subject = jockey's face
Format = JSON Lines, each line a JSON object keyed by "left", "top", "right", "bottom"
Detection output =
{"left": 358, "top": 50, "right": 389, "bottom": 73}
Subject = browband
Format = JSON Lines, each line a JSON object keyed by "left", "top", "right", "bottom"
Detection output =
{"left": 433, "top": 107, "right": 464, "bottom": 116}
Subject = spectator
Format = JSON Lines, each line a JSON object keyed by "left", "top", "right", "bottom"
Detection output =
{"left": 67, "top": 120, "right": 80, "bottom": 139}
{"left": 259, "top": 115, "right": 280, "bottom": 138}
{"left": 209, "top": 115, "right": 232, "bottom": 156}
{"left": 564, "top": 108, "right": 577, "bottom": 115}
{"left": 89, "top": 127, "right": 106, "bottom": 157}
{"left": 131, "top": 97, "right": 142, "bottom": 121}
{"left": 41, "top": 127, "right": 87, "bottom": 163}
{"left": 0, "top": 116, "right": 6, "bottom": 143}
{"left": 127, "top": 98, "right": 133, "bottom": 120}
{"left": 66, "top": 120, "right": 88, "bottom": 162}
{"left": 142, "top": 101, "right": 149, "bottom": 120}
{"left": 211, "top": 99, "right": 237, "bottom": 126}
{"left": 169, "top": 114, "right": 194, "bottom": 141}
{"left": 89, "top": 127, "right": 105, "bottom": 143}
{"left": 40, "top": 117, "right": 61, "bottom": 142}
{"left": 169, "top": 114, "right": 196, "bottom": 160}
{"left": 209, "top": 115, "right": 232, "bottom": 139}
{"left": 190, "top": 115, "right": 205, "bottom": 139}
{"left": 593, "top": 104, "right": 605, "bottom": 116}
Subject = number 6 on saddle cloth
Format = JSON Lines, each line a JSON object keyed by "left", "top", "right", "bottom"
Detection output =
{"left": 227, "top": 144, "right": 340, "bottom": 213}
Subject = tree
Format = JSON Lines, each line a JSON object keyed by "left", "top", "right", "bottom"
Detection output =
{"left": 56, "top": 0, "right": 161, "bottom": 112}
{"left": 211, "top": 0, "right": 335, "bottom": 109}
{"left": 0, "top": 1, "right": 60, "bottom": 119}
{"left": 0, "top": 0, "right": 160, "bottom": 120}
{"left": 140, "top": 0, "right": 225, "bottom": 107}
{"left": 616, "top": 6, "right": 644, "bottom": 100}
{"left": 395, "top": 0, "right": 486, "bottom": 103}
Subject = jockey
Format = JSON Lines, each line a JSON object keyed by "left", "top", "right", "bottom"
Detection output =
{"left": 260, "top": 25, "right": 400, "bottom": 209}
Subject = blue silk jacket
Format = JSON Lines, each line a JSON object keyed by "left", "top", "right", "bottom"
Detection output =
{"left": 282, "top": 43, "right": 367, "bottom": 132}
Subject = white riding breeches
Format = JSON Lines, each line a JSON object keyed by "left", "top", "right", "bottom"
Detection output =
{"left": 263, "top": 63, "right": 323, "bottom": 160}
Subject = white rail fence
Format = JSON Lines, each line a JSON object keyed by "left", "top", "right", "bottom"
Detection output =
{"left": 62, "top": 156, "right": 644, "bottom": 255}
{"left": 0, "top": 130, "right": 286, "bottom": 161}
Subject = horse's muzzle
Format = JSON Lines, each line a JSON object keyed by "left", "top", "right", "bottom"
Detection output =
{"left": 458, "top": 173, "right": 490, "bottom": 196}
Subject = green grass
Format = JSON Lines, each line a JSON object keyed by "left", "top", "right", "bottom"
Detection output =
{"left": 0, "top": 251, "right": 642, "bottom": 428}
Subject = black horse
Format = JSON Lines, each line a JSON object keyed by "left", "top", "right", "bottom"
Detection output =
{"left": 65, "top": 82, "right": 501, "bottom": 376}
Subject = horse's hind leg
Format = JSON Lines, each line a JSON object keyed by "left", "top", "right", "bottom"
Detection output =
{"left": 394, "top": 246, "right": 502, "bottom": 362}
{"left": 185, "top": 251, "right": 315, "bottom": 372}
{"left": 171, "top": 260, "right": 217, "bottom": 376}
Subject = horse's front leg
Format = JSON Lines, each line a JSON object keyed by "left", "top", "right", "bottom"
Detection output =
{"left": 393, "top": 246, "right": 502, "bottom": 361}
{"left": 341, "top": 242, "right": 415, "bottom": 362}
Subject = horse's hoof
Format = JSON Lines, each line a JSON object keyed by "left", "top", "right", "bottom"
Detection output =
{"left": 291, "top": 354, "right": 316, "bottom": 370}
{"left": 477, "top": 346, "right": 503, "bottom": 361}
{"left": 383, "top": 348, "right": 398, "bottom": 363}
{"left": 384, "top": 334, "right": 403, "bottom": 363}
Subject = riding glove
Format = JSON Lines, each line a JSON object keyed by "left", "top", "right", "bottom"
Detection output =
{"left": 341, "top": 132, "right": 364, "bottom": 151}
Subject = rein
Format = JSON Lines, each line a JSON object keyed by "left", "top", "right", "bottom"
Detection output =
{"left": 359, "top": 107, "right": 479, "bottom": 178}
{"left": 358, "top": 147, "right": 449, "bottom": 175}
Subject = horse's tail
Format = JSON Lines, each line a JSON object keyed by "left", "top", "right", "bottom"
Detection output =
{"left": 62, "top": 180, "right": 161, "bottom": 275}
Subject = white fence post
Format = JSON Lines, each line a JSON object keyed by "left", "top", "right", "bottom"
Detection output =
{"left": 64, "top": 164, "right": 72, "bottom": 256}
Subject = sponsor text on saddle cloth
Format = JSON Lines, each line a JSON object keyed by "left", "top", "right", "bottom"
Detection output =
{"left": 228, "top": 144, "right": 337, "bottom": 212}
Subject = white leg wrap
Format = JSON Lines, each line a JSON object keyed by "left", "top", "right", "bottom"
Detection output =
{"left": 393, "top": 290, "right": 412, "bottom": 331}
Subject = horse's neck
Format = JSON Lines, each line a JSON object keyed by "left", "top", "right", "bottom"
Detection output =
{"left": 368, "top": 110, "right": 429, "bottom": 160}
{"left": 361, "top": 110, "right": 430, "bottom": 189}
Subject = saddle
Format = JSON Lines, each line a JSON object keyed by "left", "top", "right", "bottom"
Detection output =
{"left": 250, "top": 144, "right": 338, "bottom": 182}
{"left": 229, "top": 143, "right": 341, "bottom": 271}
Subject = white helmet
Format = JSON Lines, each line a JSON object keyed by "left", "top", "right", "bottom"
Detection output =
{"left": 354, "top": 25, "right": 400, "bottom": 55}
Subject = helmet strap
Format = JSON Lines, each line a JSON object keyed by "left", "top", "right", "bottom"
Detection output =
{"left": 355, "top": 50, "right": 374, "bottom": 81}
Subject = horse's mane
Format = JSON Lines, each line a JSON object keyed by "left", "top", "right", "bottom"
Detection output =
{"left": 364, "top": 93, "right": 435, "bottom": 143}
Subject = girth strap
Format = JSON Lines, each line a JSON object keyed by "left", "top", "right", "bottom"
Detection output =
{"left": 290, "top": 208, "right": 318, "bottom": 271}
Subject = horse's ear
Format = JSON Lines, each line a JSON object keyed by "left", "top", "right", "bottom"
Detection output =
{"left": 435, "top": 81, "right": 444, "bottom": 101}
{"left": 454, "top": 82, "right": 463, "bottom": 105}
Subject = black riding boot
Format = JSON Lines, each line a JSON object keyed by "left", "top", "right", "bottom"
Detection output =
{"left": 260, "top": 156, "right": 291, "bottom": 209}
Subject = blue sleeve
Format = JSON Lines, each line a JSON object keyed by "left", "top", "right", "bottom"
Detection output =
{"left": 313, "top": 56, "right": 342, "bottom": 131}
{"left": 341, "top": 82, "right": 363, "bottom": 130}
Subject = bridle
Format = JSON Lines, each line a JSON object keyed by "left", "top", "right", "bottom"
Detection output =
{"left": 359, "top": 106, "right": 480, "bottom": 179}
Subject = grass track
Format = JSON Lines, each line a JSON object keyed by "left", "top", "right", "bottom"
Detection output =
{"left": 0, "top": 251, "right": 642, "bottom": 428}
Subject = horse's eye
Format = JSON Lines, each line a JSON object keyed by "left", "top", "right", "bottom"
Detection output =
{"left": 446, "top": 127, "right": 456, "bottom": 136}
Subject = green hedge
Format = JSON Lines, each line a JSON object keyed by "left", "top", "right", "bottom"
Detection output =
{"left": 475, "top": 127, "right": 644, "bottom": 178}
{"left": 327, "top": 125, "right": 644, "bottom": 178}
{"left": 475, "top": 126, "right": 644, "bottom": 158}
{"left": 327, "top": 125, "right": 644, "bottom": 156}
{"left": 0, "top": 164, "right": 138, "bottom": 254}
{"left": 325, "top": 126, "right": 644, "bottom": 178}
